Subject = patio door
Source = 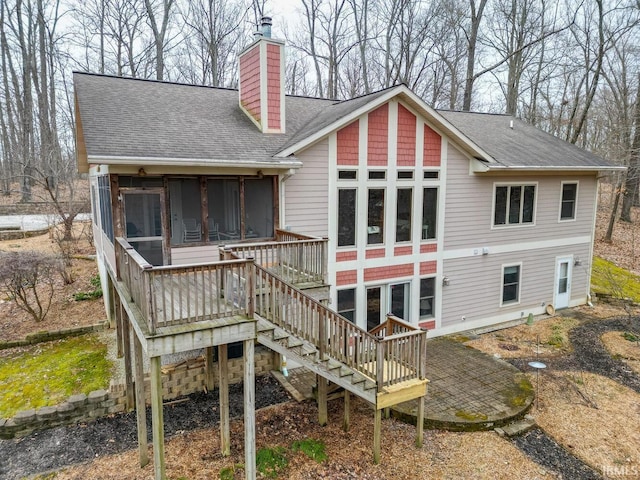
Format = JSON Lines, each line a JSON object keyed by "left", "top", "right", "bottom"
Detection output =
{"left": 122, "top": 189, "right": 167, "bottom": 266}
{"left": 554, "top": 257, "right": 572, "bottom": 310}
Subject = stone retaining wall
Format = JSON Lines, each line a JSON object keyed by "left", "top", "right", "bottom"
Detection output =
{"left": 0, "top": 346, "right": 277, "bottom": 439}
{"left": 0, "top": 322, "right": 109, "bottom": 351}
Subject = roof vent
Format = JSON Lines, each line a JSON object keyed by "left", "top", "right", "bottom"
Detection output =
{"left": 261, "top": 16, "right": 272, "bottom": 38}
{"left": 509, "top": 119, "right": 514, "bottom": 129}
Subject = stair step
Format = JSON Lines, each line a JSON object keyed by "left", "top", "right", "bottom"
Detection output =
{"left": 286, "top": 338, "right": 304, "bottom": 349}
{"left": 256, "top": 322, "right": 275, "bottom": 333}
{"left": 364, "top": 380, "right": 377, "bottom": 391}
{"left": 350, "top": 373, "right": 367, "bottom": 385}
{"left": 326, "top": 360, "right": 342, "bottom": 371}
{"left": 273, "top": 331, "right": 290, "bottom": 341}
{"left": 299, "top": 344, "right": 317, "bottom": 356}
{"left": 338, "top": 366, "right": 353, "bottom": 378}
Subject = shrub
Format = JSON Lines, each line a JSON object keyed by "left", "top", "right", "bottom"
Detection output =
{"left": 0, "top": 250, "right": 63, "bottom": 322}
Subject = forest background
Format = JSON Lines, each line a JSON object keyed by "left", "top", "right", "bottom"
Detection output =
{"left": 1, "top": 0, "right": 640, "bottom": 223}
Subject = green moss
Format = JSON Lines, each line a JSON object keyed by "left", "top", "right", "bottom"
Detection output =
{"left": 291, "top": 439, "right": 327, "bottom": 463}
{"left": 73, "top": 274, "right": 103, "bottom": 301}
{"left": 622, "top": 332, "right": 639, "bottom": 342}
{"left": 591, "top": 257, "right": 640, "bottom": 302}
{"left": 256, "top": 447, "right": 288, "bottom": 479}
{"left": 0, "top": 334, "right": 112, "bottom": 418}
{"left": 455, "top": 410, "right": 488, "bottom": 421}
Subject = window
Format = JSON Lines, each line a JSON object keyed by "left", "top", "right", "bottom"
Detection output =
{"left": 338, "top": 189, "right": 357, "bottom": 247}
{"left": 366, "top": 286, "right": 382, "bottom": 331}
{"left": 244, "top": 178, "right": 274, "bottom": 238}
{"left": 396, "top": 188, "right": 412, "bottom": 242}
{"left": 502, "top": 265, "right": 521, "bottom": 305}
{"left": 422, "top": 188, "right": 437, "bottom": 240}
{"left": 390, "top": 282, "right": 409, "bottom": 319}
{"left": 423, "top": 171, "right": 439, "bottom": 179}
{"left": 494, "top": 184, "right": 535, "bottom": 226}
{"left": 98, "top": 176, "right": 113, "bottom": 241}
{"left": 368, "top": 170, "right": 386, "bottom": 180}
{"left": 420, "top": 278, "right": 435, "bottom": 318}
{"left": 170, "top": 178, "right": 203, "bottom": 245}
{"left": 338, "top": 170, "right": 357, "bottom": 180}
{"left": 398, "top": 171, "right": 414, "bottom": 179}
{"left": 560, "top": 183, "right": 577, "bottom": 220}
{"left": 367, "top": 189, "right": 385, "bottom": 244}
{"left": 337, "top": 289, "right": 356, "bottom": 323}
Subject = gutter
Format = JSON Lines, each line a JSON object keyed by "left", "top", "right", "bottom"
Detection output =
{"left": 87, "top": 155, "right": 303, "bottom": 170}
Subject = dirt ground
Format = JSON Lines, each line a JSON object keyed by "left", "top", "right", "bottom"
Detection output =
{"left": 0, "top": 222, "right": 105, "bottom": 342}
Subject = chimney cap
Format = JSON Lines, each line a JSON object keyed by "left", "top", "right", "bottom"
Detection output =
{"left": 261, "top": 16, "right": 272, "bottom": 38}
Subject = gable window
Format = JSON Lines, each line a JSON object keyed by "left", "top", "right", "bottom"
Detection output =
{"left": 494, "top": 184, "right": 535, "bottom": 226}
{"left": 337, "top": 288, "right": 356, "bottom": 323}
{"left": 422, "top": 187, "right": 437, "bottom": 240}
{"left": 396, "top": 188, "right": 412, "bottom": 242}
{"left": 367, "top": 189, "right": 385, "bottom": 245}
{"left": 420, "top": 278, "right": 435, "bottom": 318}
{"left": 560, "top": 182, "right": 578, "bottom": 220}
{"left": 338, "top": 189, "right": 357, "bottom": 247}
{"left": 502, "top": 264, "right": 521, "bottom": 305}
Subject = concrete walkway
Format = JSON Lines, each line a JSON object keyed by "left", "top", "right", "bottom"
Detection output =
{"left": 274, "top": 337, "right": 534, "bottom": 431}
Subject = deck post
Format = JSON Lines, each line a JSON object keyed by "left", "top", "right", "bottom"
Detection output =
{"left": 150, "top": 356, "right": 166, "bottom": 480}
{"left": 317, "top": 374, "right": 328, "bottom": 426}
{"left": 122, "top": 312, "right": 134, "bottom": 409}
{"left": 373, "top": 408, "right": 382, "bottom": 464}
{"left": 343, "top": 390, "right": 350, "bottom": 431}
{"left": 115, "top": 291, "right": 124, "bottom": 358}
{"left": 205, "top": 346, "right": 215, "bottom": 391}
{"left": 416, "top": 395, "right": 425, "bottom": 448}
{"left": 244, "top": 339, "right": 256, "bottom": 480}
{"left": 133, "top": 335, "right": 149, "bottom": 467}
{"left": 218, "top": 344, "right": 230, "bottom": 456}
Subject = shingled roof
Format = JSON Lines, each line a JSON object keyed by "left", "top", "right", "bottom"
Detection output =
{"left": 75, "top": 73, "right": 619, "bottom": 173}
{"left": 438, "top": 111, "right": 619, "bottom": 170}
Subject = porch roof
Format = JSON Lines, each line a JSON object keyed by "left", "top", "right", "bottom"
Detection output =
{"left": 74, "top": 73, "right": 333, "bottom": 173}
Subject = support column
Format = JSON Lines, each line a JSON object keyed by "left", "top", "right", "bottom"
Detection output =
{"left": 244, "top": 339, "right": 256, "bottom": 480}
{"left": 218, "top": 344, "right": 230, "bottom": 456}
{"left": 342, "top": 390, "right": 350, "bottom": 432}
{"left": 150, "top": 356, "right": 166, "bottom": 480}
{"left": 373, "top": 408, "right": 382, "bottom": 464}
{"left": 415, "top": 395, "right": 425, "bottom": 448}
{"left": 205, "top": 346, "right": 215, "bottom": 391}
{"left": 317, "top": 375, "right": 328, "bottom": 426}
{"left": 123, "top": 312, "right": 134, "bottom": 409}
{"left": 115, "top": 291, "right": 124, "bottom": 358}
{"left": 133, "top": 336, "right": 149, "bottom": 467}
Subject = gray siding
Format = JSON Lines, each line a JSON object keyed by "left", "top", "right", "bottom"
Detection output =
{"left": 283, "top": 139, "right": 329, "bottom": 237}
{"left": 171, "top": 245, "right": 221, "bottom": 265}
{"left": 444, "top": 144, "right": 597, "bottom": 250}
{"left": 441, "top": 243, "right": 591, "bottom": 329}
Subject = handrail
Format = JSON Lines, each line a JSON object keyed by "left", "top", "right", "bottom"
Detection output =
{"left": 369, "top": 314, "right": 422, "bottom": 338}
{"left": 275, "top": 228, "right": 323, "bottom": 241}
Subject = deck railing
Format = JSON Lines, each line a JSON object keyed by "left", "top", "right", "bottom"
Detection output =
{"left": 224, "top": 235, "right": 327, "bottom": 286}
{"left": 115, "top": 238, "right": 253, "bottom": 334}
{"left": 252, "top": 263, "right": 427, "bottom": 390}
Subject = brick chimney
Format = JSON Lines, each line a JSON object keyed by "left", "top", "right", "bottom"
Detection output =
{"left": 238, "top": 17, "right": 285, "bottom": 133}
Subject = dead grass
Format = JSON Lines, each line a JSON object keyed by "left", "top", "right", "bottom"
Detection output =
{"left": 49, "top": 399, "right": 547, "bottom": 480}
{"left": 0, "top": 222, "right": 104, "bottom": 342}
{"left": 534, "top": 370, "right": 640, "bottom": 476}
{"left": 601, "top": 331, "right": 640, "bottom": 375}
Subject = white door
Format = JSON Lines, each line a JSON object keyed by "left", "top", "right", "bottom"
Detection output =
{"left": 554, "top": 257, "right": 572, "bottom": 310}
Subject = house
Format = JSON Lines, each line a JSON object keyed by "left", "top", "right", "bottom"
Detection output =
{"left": 74, "top": 19, "right": 620, "bottom": 480}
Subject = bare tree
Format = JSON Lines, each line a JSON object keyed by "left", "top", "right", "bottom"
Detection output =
{"left": 144, "top": 0, "right": 175, "bottom": 80}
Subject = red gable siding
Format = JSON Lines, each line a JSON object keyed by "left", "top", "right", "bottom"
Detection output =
{"left": 239, "top": 45, "right": 261, "bottom": 123}
{"left": 397, "top": 104, "right": 416, "bottom": 166}
{"left": 423, "top": 124, "right": 441, "bottom": 166}
{"left": 266, "top": 43, "right": 281, "bottom": 130}
{"left": 337, "top": 121, "right": 359, "bottom": 166}
{"left": 367, "top": 104, "right": 388, "bottom": 166}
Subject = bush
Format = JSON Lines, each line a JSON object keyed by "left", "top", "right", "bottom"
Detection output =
{"left": 0, "top": 250, "right": 63, "bottom": 322}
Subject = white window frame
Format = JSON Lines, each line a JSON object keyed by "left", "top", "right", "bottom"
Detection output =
{"left": 558, "top": 181, "right": 578, "bottom": 222}
{"left": 492, "top": 182, "right": 537, "bottom": 228}
{"left": 419, "top": 277, "right": 436, "bottom": 319}
{"left": 501, "top": 262, "right": 522, "bottom": 306}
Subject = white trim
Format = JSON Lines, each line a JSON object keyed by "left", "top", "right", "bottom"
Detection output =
{"left": 558, "top": 180, "right": 579, "bottom": 222}
{"left": 553, "top": 255, "right": 573, "bottom": 309}
{"left": 443, "top": 235, "right": 592, "bottom": 260}
{"left": 87, "top": 155, "right": 302, "bottom": 169}
{"left": 279, "top": 43, "right": 286, "bottom": 133}
{"left": 483, "top": 165, "right": 625, "bottom": 171}
{"left": 490, "top": 182, "right": 538, "bottom": 229}
{"left": 259, "top": 41, "right": 269, "bottom": 132}
{"left": 500, "top": 262, "right": 523, "bottom": 307}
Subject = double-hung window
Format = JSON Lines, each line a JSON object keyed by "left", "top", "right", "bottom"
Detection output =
{"left": 560, "top": 182, "right": 578, "bottom": 220}
{"left": 502, "top": 265, "right": 521, "bottom": 305}
{"left": 419, "top": 278, "right": 435, "bottom": 318}
{"left": 494, "top": 184, "right": 535, "bottom": 226}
